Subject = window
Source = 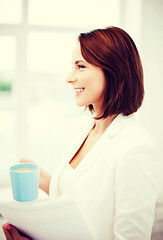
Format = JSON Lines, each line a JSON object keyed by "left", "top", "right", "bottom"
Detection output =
{"left": 0, "top": 0, "right": 22, "bottom": 24}
{"left": 28, "top": 0, "right": 119, "bottom": 28}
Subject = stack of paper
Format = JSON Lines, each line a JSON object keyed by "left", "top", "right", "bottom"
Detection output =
{"left": 0, "top": 196, "right": 92, "bottom": 240}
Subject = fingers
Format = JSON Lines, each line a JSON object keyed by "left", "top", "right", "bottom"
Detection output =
{"left": 7, "top": 224, "right": 21, "bottom": 240}
{"left": 19, "top": 158, "right": 35, "bottom": 164}
{"left": 2, "top": 223, "right": 13, "bottom": 240}
{"left": 3, "top": 223, "right": 23, "bottom": 240}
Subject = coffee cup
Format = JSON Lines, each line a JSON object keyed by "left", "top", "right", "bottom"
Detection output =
{"left": 10, "top": 163, "right": 39, "bottom": 202}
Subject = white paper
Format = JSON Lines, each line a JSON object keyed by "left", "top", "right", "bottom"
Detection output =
{"left": 0, "top": 196, "right": 92, "bottom": 240}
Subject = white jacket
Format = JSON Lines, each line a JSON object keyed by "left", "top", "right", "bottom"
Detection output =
{"left": 49, "top": 114, "right": 162, "bottom": 240}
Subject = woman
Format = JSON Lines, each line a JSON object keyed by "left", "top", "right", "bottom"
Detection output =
{"left": 2, "top": 26, "right": 162, "bottom": 240}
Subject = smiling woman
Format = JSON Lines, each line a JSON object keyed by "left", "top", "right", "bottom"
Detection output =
{"left": 48, "top": 27, "right": 162, "bottom": 240}
{"left": 3, "top": 26, "right": 162, "bottom": 240}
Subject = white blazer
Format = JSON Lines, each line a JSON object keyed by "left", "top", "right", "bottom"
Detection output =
{"left": 49, "top": 114, "right": 162, "bottom": 240}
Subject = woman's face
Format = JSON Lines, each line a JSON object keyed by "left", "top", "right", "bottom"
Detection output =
{"left": 66, "top": 41, "right": 106, "bottom": 113}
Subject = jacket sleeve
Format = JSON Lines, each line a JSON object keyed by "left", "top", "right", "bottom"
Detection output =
{"left": 114, "top": 142, "right": 162, "bottom": 240}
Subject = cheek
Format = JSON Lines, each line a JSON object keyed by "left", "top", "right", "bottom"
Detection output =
{"left": 88, "top": 80, "right": 105, "bottom": 103}
{"left": 78, "top": 70, "right": 106, "bottom": 94}
{"left": 93, "top": 74, "right": 106, "bottom": 93}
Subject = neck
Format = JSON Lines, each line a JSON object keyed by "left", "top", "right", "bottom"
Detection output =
{"left": 93, "top": 114, "right": 117, "bottom": 135}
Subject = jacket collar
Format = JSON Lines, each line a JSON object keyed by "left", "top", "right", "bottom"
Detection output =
{"left": 104, "top": 113, "right": 135, "bottom": 139}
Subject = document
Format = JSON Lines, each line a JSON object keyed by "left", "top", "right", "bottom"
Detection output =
{"left": 0, "top": 195, "right": 92, "bottom": 240}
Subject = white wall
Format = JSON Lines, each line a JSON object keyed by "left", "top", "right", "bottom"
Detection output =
{"left": 141, "top": 0, "right": 163, "bottom": 155}
{"left": 120, "top": 0, "right": 163, "bottom": 201}
{"left": 121, "top": 0, "right": 163, "bottom": 157}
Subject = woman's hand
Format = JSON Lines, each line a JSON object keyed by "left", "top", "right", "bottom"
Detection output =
{"left": 20, "top": 158, "right": 51, "bottom": 195}
{"left": 2, "top": 223, "right": 31, "bottom": 240}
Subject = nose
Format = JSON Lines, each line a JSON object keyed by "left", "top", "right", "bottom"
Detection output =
{"left": 66, "top": 70, "right": 77, "bottom": 84}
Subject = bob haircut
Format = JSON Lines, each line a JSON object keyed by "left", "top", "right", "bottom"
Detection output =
{"left": 78, "top": 26, "right": 144, "bottom": 119}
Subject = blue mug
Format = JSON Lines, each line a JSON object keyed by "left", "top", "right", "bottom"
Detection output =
{"left": 10, "top": 163, "right": 39, "bottom": 202}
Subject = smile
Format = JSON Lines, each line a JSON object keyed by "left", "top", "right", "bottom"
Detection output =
{"left": 74, "top": 88, "right": 85, "bottom": 96}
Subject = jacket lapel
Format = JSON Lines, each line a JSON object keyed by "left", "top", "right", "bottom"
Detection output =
{"left": 49, "top": 118, "right": 95, "bottom": 197}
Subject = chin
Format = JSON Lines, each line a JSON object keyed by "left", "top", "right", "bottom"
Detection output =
{"left": 75, "top": 100, "right": 87, "bottom": 107}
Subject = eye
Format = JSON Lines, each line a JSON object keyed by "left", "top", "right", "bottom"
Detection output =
{"left": 78, "top": 64, "right": 85, "bottom": 69}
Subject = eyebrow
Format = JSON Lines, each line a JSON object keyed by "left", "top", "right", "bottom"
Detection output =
{"left": 74, "top": 60, "right": 86, "bottom": 65}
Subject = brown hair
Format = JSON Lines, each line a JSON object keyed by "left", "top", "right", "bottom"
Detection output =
{"left": 78, "top": 26, "right": 144, "bottom": 119}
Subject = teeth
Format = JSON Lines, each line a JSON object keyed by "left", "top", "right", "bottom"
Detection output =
{"left": 75, "top": 88, "right": 84, "bottom": 93}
